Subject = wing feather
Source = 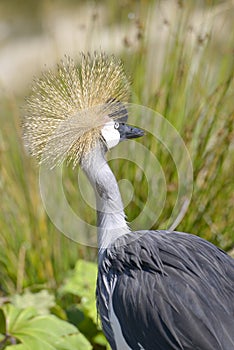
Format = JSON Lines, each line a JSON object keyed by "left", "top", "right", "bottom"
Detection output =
{"left": 98, "top": 231, "right": 234, "bottom": 350}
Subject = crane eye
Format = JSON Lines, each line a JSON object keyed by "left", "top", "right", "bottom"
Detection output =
{"left": 114, "top": 122, "right": 119, "bottom": 129}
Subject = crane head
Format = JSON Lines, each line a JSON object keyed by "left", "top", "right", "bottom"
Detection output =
{"left": 101, "top": 102, "right": 144, "bottom": 149}
{"left": 22, "top": 52, "right": 143, "bottom": 168}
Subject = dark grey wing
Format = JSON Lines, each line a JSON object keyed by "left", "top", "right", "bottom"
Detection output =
{"left": 97, "top": 270, "right": 118, "bottom": 350}
{"left": 106, "top": 231, "right": 234, "bottom": 350}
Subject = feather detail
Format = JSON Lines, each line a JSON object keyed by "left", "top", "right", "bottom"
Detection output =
{"left": 22, "top": 52, "right": 130, "bottom": 168}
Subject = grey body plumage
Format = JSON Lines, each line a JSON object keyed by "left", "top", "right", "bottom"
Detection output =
{"left": 97, "top": 231, "right": 234, "bottom": 349}
{"left": 23, "top": 52, "right": 234, "bottom": 350}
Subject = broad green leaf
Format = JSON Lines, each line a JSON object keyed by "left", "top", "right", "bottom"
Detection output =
{"left": 2, "top": 304, "right": 91, "bottom": 350}
{"left": 5, "top": 345, "right": 26, "bottom": 350}
{"left": 60, "top": 260, "right": 97, "bottom": 322}
{"left": 56, "top": 333, "right": 92, "bottom": 350}
{"left": 11, "top": 290, "right": 55, "bottom": 315}
{"left": 3, "top": 304, "right": 37, "bottom": 332}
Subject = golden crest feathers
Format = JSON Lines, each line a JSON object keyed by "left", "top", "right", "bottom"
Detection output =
{"left": 22, "top": 52, "right": 130, "bottom": 167}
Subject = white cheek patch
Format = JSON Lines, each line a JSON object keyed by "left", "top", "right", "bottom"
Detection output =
{"left": 101, "top": 121, "right": 120, "bottom": 149}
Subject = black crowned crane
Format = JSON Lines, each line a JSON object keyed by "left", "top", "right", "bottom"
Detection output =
{"left": 23, "top": 53, "right": 234, "bottom": 350}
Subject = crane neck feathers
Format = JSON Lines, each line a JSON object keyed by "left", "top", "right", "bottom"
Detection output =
{"left": 81, "top": 145, "right": 130, "bottom": 251}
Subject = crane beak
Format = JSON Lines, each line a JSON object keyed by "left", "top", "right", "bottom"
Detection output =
{"left": 119, "top": 123, "right": 144, "bottom": 141}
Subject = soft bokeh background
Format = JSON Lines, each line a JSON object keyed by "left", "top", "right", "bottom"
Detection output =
{"left": 0, "top": 1, "right": 234, "bottom": 349}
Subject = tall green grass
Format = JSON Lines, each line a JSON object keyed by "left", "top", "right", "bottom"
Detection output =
{"left": 127, "top": 3, "right": 234, "bottom": 250}
{"left": 0, "top": 0, "right": 233, "bottom": 298}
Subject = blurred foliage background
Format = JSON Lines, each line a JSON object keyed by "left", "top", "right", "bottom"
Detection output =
{"left": 0, "top": 0, "right": 234, "bottom": 349}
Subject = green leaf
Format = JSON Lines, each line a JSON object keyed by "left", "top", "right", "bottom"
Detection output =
{"left": 4, "top": 304, "right": 37, "bottom": 332}
{"left": 92, "top": 332, "right": 109, "bottom": 346}
{"left": 60, "top": 260, "right": 97, "bottom": 323}
{"left": 0, "top": 308, "right": 6, "bottom": 333}
{"left": 50, "top": 304, "right": 67, "bottom": 320}
{"left": 66, "top": 305, "right": 98, "bottom": 341}
{"left": 56, "top": 333, "right": 92, "bottom": 350}
{"left": 11, "top": 290, "right": 55, "bottom": 315}
{"left": 1, "top": 304, "right": 92, "bottom": 350}
{"left": 5, "top": 345, "right": 26, "bottom": 350}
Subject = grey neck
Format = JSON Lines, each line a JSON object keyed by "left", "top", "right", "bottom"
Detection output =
{"left": 81, "top": 144, "right": 130, "bottom": 253}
